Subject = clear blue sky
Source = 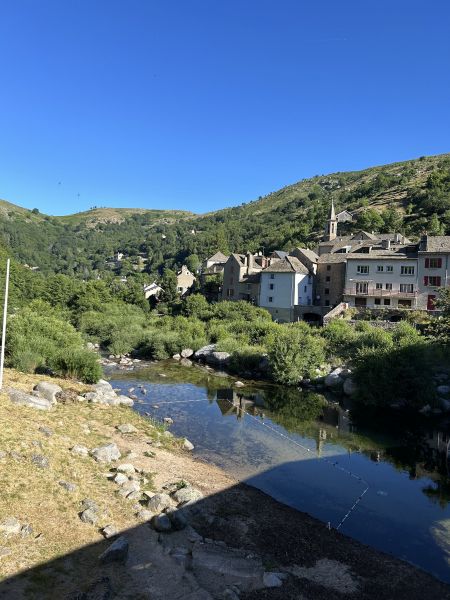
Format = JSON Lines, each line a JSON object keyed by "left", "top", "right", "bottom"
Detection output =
{"left": 0, "top": 1, "right": 449, "bottom": 215}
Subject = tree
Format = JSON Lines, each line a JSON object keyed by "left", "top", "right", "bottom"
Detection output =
{"left": 429, "top": 213, "right": 445, "bottom": 236}
{"left": 185, "top": 254, "right": 200, "bottom": 273}
{"left": 160, "top": 268, "right": 179, "bottom": 305}
{"left": 356, "top": 208, "right": 384, "bottom": 232}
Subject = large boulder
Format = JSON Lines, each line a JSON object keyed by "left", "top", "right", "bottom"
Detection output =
{"left": 7, "top": 388, "right": 53, "bottom": 410}
{"left": 172, "top": 486, "right": 203, "bottom": 505}
{"left": 99, "top": 536, "right": 129, "bottom": 564}
{"left": 343, "top": 377, "right": 357, "bottom": 396}
{"left": 146, "top": 493, "right": 173, "bottom": 513}
{"left": 205, "top": 352, "right": 231, "bottom": 367}
{"left": 194, "top": 344, "right": 217, "bottom": 360}
{"left": 181, "top": 348, "right": 194, "bottom": 358}
{"left": 91, "top": 443, "right": 121, "bottom": 464}
{"left": 33, "top": 381, "right": 62, "bottom": 404}
{"left": 325, "top": 368, "right": 344, "bottom": 389}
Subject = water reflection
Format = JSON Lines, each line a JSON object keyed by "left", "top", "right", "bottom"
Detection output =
{"left": 110, "top": 360, "right": 450, "bottom": 581}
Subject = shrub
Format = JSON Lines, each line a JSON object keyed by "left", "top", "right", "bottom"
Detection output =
{"left": 53, "top": 349, "right": 102, "bottom": 383}
{"left": 267, "top": 325, "right": 326, "bottom": 385}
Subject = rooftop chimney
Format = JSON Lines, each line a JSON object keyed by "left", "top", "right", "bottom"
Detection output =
{"left": 382, "top": 239, "right": 391, "bottom": 250}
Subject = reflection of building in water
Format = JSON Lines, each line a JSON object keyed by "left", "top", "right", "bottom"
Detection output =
{"left": 316, "top": 428, "right": 327, "bottom": 457}
{"left": 320, "top": 405, "right": 352, "bottom": 434}
{"left": 215, "top": 389, "right": 256, "bottom": 419}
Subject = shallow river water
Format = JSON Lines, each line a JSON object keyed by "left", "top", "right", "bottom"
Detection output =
{"left": 110, "top": 360, "right": 450, "bottom": 582}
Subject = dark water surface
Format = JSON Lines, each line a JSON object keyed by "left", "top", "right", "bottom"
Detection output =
{"left": 110, "top": 360, "right": 450, "bottom": 582}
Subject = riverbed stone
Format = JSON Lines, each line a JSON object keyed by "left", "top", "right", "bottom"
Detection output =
{"left": 33, "top": 381, "right": 62, "bottom": 404}
{"left": 166, "top": 507, "right": 189, "bottom": 530}
{"left": 59, "top": 480, "right": 77, "bottom": 492}
{"left": 7, "top": 388, "right": 53, "bottom": 410}
{"left": 116, "top": 463, "right": 136, "bottom": 475}
{"left": 181, "top": 348, "right": 194, "bottom": 358}
{"left": 194, "top": 344, "right": 216, "bottom": 360}
{"left": 116, "top": 423, "right": 138, "bottom": 434}
{"left": 183, "top": 438, "right": 195, "bottom": 451}
{"left": 31, "top": 454, "right": 49, "bottom": 469}
{"left": 80, "top": 508, "right": 99, "bottom": 525}
{"left": 71, "top": 444, "right": 89, "bottom": 457}
{"left": 102, "top": 525, "right": 118, "bottom": 539}
{"left": 437, "top": 385, "right": 450, "bottom": 395}
{"left": 91, "top": 443, "right": 121, "bottom": 463}
{"left": 152, "top": 513, "right": 172, "bottom": 532}
{"left": 0, "top": 517, "right": 21, "bottom": 535}
{"left": 99, "top": 536, "right": 129, "bottom": 564}
{"left": 343, "top": 377, "right": 357, "bottom": 396}
{"left": 172, "top": 486, "right": 203, "bottom": 505}
{"left": 205, "top": 351, "right": 231, "bottom": 367}
{"left": 113, "top": 473, "right": 129, "bottom": 486}
{"left": 147, "top": 493, "right": 173, "bottom": 512}
{"left": 325, "top": 368, "right": 344, "bottom": 388}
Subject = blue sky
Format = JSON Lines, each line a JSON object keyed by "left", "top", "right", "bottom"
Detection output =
{"left": 0, "top": 1, "right": 449, "bottom": 215}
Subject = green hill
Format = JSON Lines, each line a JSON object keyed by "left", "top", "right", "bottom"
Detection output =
{"left": 0, "top": 152, "right": 449, "bottom": 277}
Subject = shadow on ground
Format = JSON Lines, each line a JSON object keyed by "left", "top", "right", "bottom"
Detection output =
{"left": 1, "top": 459, "right": 450, "bottom": 600}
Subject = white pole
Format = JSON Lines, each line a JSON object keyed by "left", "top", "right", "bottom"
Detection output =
{"left": 0, "top": 259, "right": 10, "bottom": 390}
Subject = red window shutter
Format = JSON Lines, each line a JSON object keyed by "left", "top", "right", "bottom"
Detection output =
{"left": 424, "top": 276, "right": 429, "bottom": 286}
{"left": 437, "top": 258, "right": 442, "bottom": 268}
{"left": 437, "top": 277, "right": 441, "bottom": 286}
{"left": 425, "top": 258, "right": 429, "bottom": 268}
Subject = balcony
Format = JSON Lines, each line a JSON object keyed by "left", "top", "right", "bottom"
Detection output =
{"left": 344, "top": 286, "right": 418, "bottom": 298}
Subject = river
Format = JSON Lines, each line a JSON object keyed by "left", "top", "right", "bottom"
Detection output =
{"left": 109, "top": 359, "right": 450, "bottom": 583}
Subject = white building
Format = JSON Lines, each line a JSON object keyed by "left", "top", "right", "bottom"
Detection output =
{"left": 144, "top": 282, "right": 163, "bottom": 299}
{"left": 259, "top": 256, "right": 313, "bottom": 322}
{"left": 344, "top": 255, "right": 419, "bottom": 309}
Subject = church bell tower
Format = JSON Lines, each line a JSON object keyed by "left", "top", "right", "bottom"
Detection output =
{"left": 323, "top": 199, "right": 337, "bottom": 241}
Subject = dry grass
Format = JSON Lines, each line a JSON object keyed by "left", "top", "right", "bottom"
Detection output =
{"left": 0, "top": 369, "right": 179, "bottom": 587}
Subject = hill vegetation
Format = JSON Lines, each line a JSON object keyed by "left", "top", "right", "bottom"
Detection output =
{"left": 0, "top": 152, "right": 449, "bottom": 278}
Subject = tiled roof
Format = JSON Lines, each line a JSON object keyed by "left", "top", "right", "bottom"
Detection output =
{"left": 207, "top": 251, "right": 229, "bottom": 262}
{"left": 421, "top": 236, "right": 450, "bottom": 252}
{"left": 263, "top": 256, "right": 309, "bottom": 274}
{"left": 293, "top": 248, "right": 319, "bottom": 263}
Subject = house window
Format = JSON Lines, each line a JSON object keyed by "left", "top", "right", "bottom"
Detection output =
{"left": 326, "top": 265, "right": 331, "bottom": 271}
{"left": 376, "top": 283, "right": 382, "bottom": 290}
{"left": 383, "top": 299, "right": 391, "bottom": 306}
{"left": 325, "top": 300, "right": 330, "bottom": 306}
{"left": 377, "top": 266, "right": 384, "bottom": 272}
{"left": 357, "top": 265, "right": 369, "bottom": 274}
{"left": 324, "top": 288, "right": 330, "bottom": 295}
{"left": 227, "top": 289, "right": 234, "bottom": 297}
{"left": 269, "top": 283, "right": 274, "bottom": 290}
{"left": 374, "top": 298, "right": 381, "bottom": 305}
{"left": 385, "top": 283, "right": 393, "bottom": 290}
{"left": 326, "top": 276, "right": 330, "bottom": 282}
{"left": 270, "top": 274, "right": 275, "bottom": 279}
{"left": 400, "top": 284, "right": 414, "bottom": 293}
{"left": 386, "top": 266, "right": 393, "bottom": 273}
{"left": 424, "top": 276, "right": 441, "bottom": 287}
{"left": 247, "top": 284, "right": 251, "bottom": 290}
{"left": 401, "top": 266, "right": 415, "bottom": 275}
{"left": 356, "top": 282, "right": 368, "bottom": 294}
{"left": 268, "top": 296, "right": 273, "bottom": 303}
{"left": 304, "top": 285, "right": 307, "bottom": 292}
{"left": 425, "top": 258, "right": 442, "bottom": 268}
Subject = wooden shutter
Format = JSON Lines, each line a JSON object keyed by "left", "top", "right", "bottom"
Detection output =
{"left": 437, "top": 258, "right": 442, "bottom": 268}
{"left": 425, "top": 258, "right": 429, "bottom": 268}
{"left": 424, "top": 276, "right": 429, "bottom": 286}
{"left": 437, "top": 276, "right": 441, "bottom": 286}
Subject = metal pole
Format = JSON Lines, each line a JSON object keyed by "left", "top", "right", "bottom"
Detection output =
{"left": 0, "top": 259, "right": 10, "bottom": 390}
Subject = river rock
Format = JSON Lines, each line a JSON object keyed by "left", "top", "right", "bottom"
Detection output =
{"left": 194, "top": 344, "right": 217, "bottom": 360}
{"left": 263, "top": 572, "right": 284, "bottom": 588}
{"left": 71, "top": 444, "right": 89, "bottom": 457}
{"left": 31, "top": 454, "right": 49, "bottom": 469}
{"left": 99, "top": 536, "right": 129, "bottom": 564}
{"left": 116, "top": 423, "right": 138, "bottom": 434}
{"left": 80, "top": 508, "right": 99, "bottom": 525}
{"left": 136, "top": 509, "right": 153, "bottom": 521}
{"left": 183, "top": 438, "right": 195, "bottom": 451}
{"left": 59, "top": 480, "right": 77, "bottom": 492}
{"left": 234, "top": 381, "right": 245, "bottom": 388}
{"left": 0, "top": 517, "right": 21, "bottom": 535}
{"left": 172, "top": 354, "right": 181, "bottom": 360}
{"left": 152, "top": 514, "right": 172, "bottom": 532}
{"left": 7, "top": 388, "right": 53, "bottom": 410}
{"left": 33, "top": 381, "right": 62, "bottom": 404}
{"left": 166, "top": 508, "right": 189, "bottom": 530}
{"left": 102, "top": 525, "right": 118, "bottom": 539}
{"left": 343, "top": 377, "right": 357, "bottom": 396}
{"left": 147, "top": 493, "right": 173, "bottom": 512}
{"left": 164, "top": 417, "right": 174, "bottom": 425}
{"left": 116, "top": 463, "right": 136, "bottom": 475}
{"left": 325, "top": 368, "right": 344, "bottom": 388}
{"left": 114, "top": 473, "right": 129, "bottom": 486}
{"left": 91, "top": 443, "right": 121, "bottom": 463}
{"left": 205, "top": 351, "right": 231, "bottom": 367}
{"left": 172, "top": 486, "right": 203, "bottom": 505}
{"left": 181, "top": 348, "right": 194, "bottom": 358}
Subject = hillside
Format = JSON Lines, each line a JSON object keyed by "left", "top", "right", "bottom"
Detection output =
{"left": 0, "top": 152, "right": 449, "bottom": 277}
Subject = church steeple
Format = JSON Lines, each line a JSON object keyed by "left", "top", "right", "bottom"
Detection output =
{"left": 323, "top": 199, "right": 337, "bottom": 242}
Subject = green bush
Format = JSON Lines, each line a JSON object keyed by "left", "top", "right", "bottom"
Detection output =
{"left": 54, "top": 349, "right": 102, "bottom": 383}
{"left": 267, "top": 324, "right": 326, "bottom": 385}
